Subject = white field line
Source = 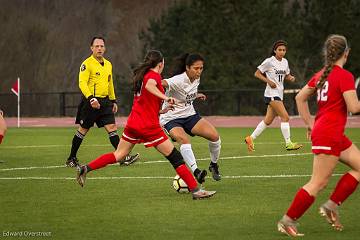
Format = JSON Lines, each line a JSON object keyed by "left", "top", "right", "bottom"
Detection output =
{"left": 0, "top": 174, "right": 343, "bottom": 180}
{"left": 0, "top": 153, "right": 312, "bottom": 172}
{"left": 0, "top": 141, "right": 313, "bottom": 149}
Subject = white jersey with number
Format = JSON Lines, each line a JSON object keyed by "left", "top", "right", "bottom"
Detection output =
{"left": 160, "top": 72, "right": 199, "bottom": 126}
{"left": 257, "top": 56, "right": 290, "bottom": 100}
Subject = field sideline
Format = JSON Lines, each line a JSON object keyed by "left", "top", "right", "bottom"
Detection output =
{"left": 1, "top": 126, "right": 360, "bottom": 240}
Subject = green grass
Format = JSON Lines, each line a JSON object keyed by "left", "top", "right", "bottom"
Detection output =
{"left": 1, "top": 127, "right": 360, "bottom": 240}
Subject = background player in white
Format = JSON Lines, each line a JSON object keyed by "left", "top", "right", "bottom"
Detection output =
{"left": 245, "top": 40, "right": 302, "bottom": 151}
{"left": 160, "top": 53, "right": 221, "bottom": 182}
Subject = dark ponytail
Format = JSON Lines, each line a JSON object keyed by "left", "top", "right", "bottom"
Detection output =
{"left": 132, "top": 50, "right": 163, "bottom": 94}
{"left": 170, "top": 53, "right": 205, "bottom": 77}
{"left": 317, "top": 35, "right": 349, "bottom": 89}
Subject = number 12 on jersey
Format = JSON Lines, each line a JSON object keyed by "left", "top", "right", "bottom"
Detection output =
{"left": 317, "top": 81, "right": 329, "bottom": 102}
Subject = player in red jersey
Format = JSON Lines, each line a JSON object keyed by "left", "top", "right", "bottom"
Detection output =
{"left": 75, "top": 50, "right": 216, "bottom": 200}
{"left": 0, "top": 109, "right": 6, "bottom": 144}
{"left": 277, "top": 35, "right": 360, "bottom": 237}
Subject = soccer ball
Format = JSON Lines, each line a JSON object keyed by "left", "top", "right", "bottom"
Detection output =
{"left": 172, "top": 175, "right": 190, "bottom": 193}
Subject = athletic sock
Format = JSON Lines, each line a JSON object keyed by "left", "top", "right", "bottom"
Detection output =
{"left": 180, "top": 144, "right": 197, "bottom": 172}
{"left": 88, "top": 152, "right": 117, "bottom": 171}
{"left": 0, "top": 134, "right": 3, "bottom": 144}
{"left": 175, "top": 164, "right": 197, "bottom": 192}
{"left": 280, "top": 122, "right": 291, "bottom": 144}
{"left": 209, "top": 137, "right": 221, "bottom": 164}
{"left": 286, "top": 188, "right": 315, "bottom": 220}
{"left": 251, "top": 120, "right": 267, "bottom": 140}
{"left": 330, "top": 172, "right": 359, "bottom": 205}
{"left": 108, "top": 131, "right": 120, "bottom": 149}
{"left": 68, "top": 130, "right": 85, "bottom": 159}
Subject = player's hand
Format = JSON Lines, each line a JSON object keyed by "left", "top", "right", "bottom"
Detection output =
{"left": 197, "top": 93, "right": 207, "bottom": 101}
{"left": 90, "top": 98, "right": 100, "bottom": 109}
{"left": 268, "top": 80, "right": 277, "bottom": 88}
{"left": 112, "top": 103, "right": 118, "bottom": 113}
{"left": 159, "top": 105, "right": 175, "bottom": 114}
{"left": 286, "top": 75, "right": 296, "bottom": 82}
{"left": 306, "top": 125, "right": 312, "bottom": 140}
{"left": 165, "top": 97, "right": 176, "bottom": 105}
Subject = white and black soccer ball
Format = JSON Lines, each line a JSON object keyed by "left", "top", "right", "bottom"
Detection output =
{"left": 172, "top": 174, "right": 190, "bottom": 193}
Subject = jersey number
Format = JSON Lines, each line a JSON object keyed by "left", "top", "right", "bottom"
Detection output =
{"left": 278, "top": 75, "right": 283, "bottom": 83}
{"left": 317, "top": 81, "right": 329, "bottom": 102}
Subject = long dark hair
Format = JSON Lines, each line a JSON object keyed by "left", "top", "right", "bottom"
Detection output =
{"left": 316, "top": 34, "right": 349, "bottom": 89}
{"left": 132, "top": 50, "right": 163, "bottom": 94}
{"left": 270, "top": 40, "right": 287, "bottom": 56}
{"left": 169, "top": 53, "right": 204, "bottom": 77}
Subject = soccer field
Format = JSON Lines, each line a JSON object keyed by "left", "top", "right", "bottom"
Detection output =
{"left": 1, "top": 127, "right": 359, "bottom": 240}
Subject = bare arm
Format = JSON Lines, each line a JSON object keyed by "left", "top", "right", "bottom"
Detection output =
{"left": 161, "top": 80, "right": 169, "bottom": 89}
{"left": 295, "top": 85, "right": 316, "bottom": 139}
{"left": 146, "top": 79, "right": 168, "bottom": 101}
{"left": 343, "top": 90, "right": 360, "bottom": 114}
{"left": 254, "top": 69, "right": 276, "bottom": 88}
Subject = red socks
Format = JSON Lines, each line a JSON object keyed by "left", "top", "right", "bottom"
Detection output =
{"left": 88, "top": 152, "right": 117, "bottom": 170}
{"left": 286, "top": 188, "right": 315, "bottom": 220}
{"left": 175, "top": 164, "right": 197, "bottom": 191}
{"left": 0, "top": 134, "right": 3, "bottom": 144}
{"left": 330, "top": 173, "right": 359, "bottom": 205}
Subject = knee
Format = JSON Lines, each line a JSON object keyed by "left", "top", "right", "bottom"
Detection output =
{"left": 172, "top": 135, "right": 189, "bottom": 145}
{"left": 280, "top": 115, "right": 290, "bottom": 122}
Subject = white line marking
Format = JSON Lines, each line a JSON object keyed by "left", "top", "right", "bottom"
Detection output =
{"left": 0, "top": 153, "right": 312, "bottom": 172}
{"left": 0, "top": 174, "right": 343, "bottom": 180}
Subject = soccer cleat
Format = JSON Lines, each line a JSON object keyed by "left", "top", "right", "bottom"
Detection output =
{"left": 66, "top": 157, "right": 79, "bottom": 168}
{"left": 120, "top": 153, "right": 140, "bottom": 166}
{"left": 286, "top": 142, "right": 303, "bottom": 151}
{"left": 192, "top": 189, "right": 216, "bottom": 200}
{"left": 209, "top": 162, "right": 221, "bottom": 181}
{"left": 194, "top": 168, "right": 207, "bottom": 184}
{"left": 319, "top": 205, "right": 343, "bottom": 231}
{"left": 76, "top": 165, "right": 87, "bottom": 187}
{"left": 277, "top": 219, "right": 304, "bottom": 237}
{"left": 244, "top": 136, "right": 255, "bottom": 152}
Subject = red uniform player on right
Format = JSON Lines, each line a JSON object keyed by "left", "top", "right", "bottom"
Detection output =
{"left": 277, "top": 34, "right": 360, "bottom": 237}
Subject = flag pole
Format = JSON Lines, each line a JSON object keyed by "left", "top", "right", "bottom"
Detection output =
{"left": 17, "top": 77, "right": 20, "bottom": 128}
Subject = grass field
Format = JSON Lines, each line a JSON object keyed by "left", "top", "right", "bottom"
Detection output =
{"left": 1, "top": 127, "right": 360, "bottom": 240}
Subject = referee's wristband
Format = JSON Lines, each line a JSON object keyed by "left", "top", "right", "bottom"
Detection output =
{"left": 89, "top": 97, "right": 98, "bottom": 104}
{"left": 111, "top": 99, "right": 117, "bottom": 104}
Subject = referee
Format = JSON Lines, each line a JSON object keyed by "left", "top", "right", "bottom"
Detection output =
{"left": 66, "top": 36, "right": 139, "bottom": 167}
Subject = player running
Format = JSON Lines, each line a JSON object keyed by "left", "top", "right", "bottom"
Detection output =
{"left": 160, "top": 53, "right": 221, "bottom": 183}
{"left": 245, "top": 40, "right": 302, "bottom": 152}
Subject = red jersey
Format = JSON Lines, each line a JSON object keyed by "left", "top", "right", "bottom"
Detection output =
{"left": 126, "top": 70, "right": 164, "bottom": 130}
{"left": 307, "top": 65, "right": 355, "bottom": 139}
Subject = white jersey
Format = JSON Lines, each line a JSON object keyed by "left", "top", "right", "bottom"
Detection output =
{"left": 257, "top": 56, "right": 290, "bottom": 100}
{"left": 160, "top": 72, "right": 200, "bottom": 126}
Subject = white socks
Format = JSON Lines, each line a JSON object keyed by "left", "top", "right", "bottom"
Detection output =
{"left": 280, "top": 122, "right": 291, "bottom": 144}
{"left": 180, "top": 144, "right": 198, "bottom": 172}
{"left": 209, "top": 137, "right": 221, "bottom": 163}
{"left": 251, "top": 120, "right": 268, "bottom": 140}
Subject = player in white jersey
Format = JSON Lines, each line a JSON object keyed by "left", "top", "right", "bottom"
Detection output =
{"left": 245, "top": 40, "right": 303, "bottom": 152}
{"left": 160, "top": 53, "right": 221, "bottom": 183}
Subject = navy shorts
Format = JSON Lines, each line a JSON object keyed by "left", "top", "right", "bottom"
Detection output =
{"left": 264, "top": 96, "right": 282, "bottom": 105}
{"left": 163, "top": 113, "right": 202, "bottom": 137}
{"left": 75, "top": 97, "right": 115, "bottom": 129}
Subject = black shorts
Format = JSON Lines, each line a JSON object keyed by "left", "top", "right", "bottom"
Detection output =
{"left": 264, "top": 96, "right": 282, "bottom": 105}
{"left": 163, "top": 113, "right": 202, "bottom": 137}
{"left": 75, "top": 97, "right": 115, "bottom": 129}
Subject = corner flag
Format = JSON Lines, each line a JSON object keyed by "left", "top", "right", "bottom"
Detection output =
{"left": 10, "top": 77, "right": 20, "bottom": 127}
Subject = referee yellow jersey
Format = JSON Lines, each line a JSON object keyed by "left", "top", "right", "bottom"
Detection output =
{"left": 79, "top": 55, "right": 116, "bottom": 100}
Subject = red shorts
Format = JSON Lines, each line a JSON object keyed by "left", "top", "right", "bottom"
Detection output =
{"left": 121, "top": 125, "right": 168, "bottom": 148}
{"left": 311, "top": 135, "right": 352, "bottom": 157}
